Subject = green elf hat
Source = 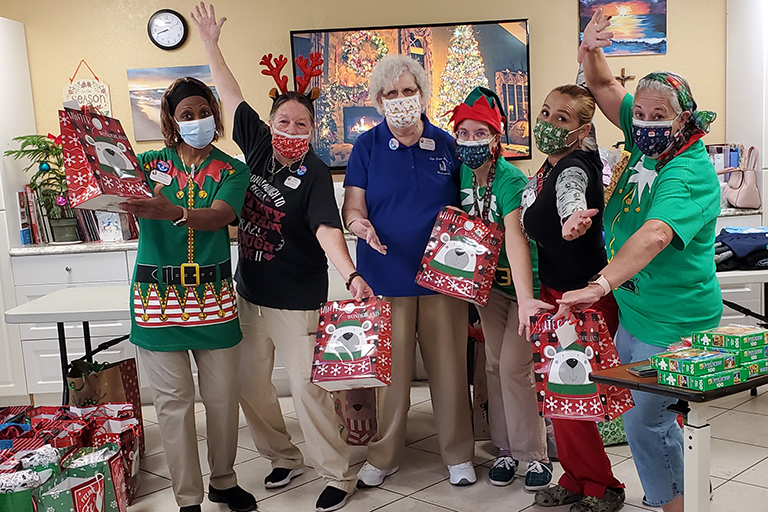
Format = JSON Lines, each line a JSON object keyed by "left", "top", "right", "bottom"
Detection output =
{"left": 449, "top": 86, "right": 507, "bottom": 134}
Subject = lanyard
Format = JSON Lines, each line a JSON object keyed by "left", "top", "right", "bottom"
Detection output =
{"left": 471, "top": 161, "right": 496, "bottom": 222}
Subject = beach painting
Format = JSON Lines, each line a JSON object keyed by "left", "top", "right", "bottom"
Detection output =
{"left": 126, "top": 65, "right": 218, "bottom": 141}
{"left": 579, "top": 0, "right": 667, "bottom": 56}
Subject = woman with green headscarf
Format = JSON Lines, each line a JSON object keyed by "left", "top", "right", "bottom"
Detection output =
{"left": 556, "top": 9, "right": 721, "bottom": 512}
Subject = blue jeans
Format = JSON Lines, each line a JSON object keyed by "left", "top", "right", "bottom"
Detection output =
{"left": 615, "top": 325, "right": 684, "bottom": 507}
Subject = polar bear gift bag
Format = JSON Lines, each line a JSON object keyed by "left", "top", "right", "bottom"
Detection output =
{"left": 530, "top": 311, "right": 634, "bottom": 421}
{"left": 60, "top": 107, "right": 151, "bottom": 213}
{"left": 415, "top": 206, "right": 503, "bottom": 306}
{"left": 311, "top": 297, "right": 392, "bottom": 391}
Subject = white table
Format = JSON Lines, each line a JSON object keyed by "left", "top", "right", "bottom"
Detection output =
{"left": 4, "top": 285, "right": 131, "bottom": 404}
{"left": 716, "top": 269, "right": 768, "bottom": 285}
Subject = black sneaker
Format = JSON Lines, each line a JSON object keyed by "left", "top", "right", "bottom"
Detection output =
{"left": 180, "top": 507, "right": 202, "bottom": 512}
{"left": 208, "top": 485, "right": 257, "bottom": 512}
{"left": 264, "top": 467, "right": 305, "bottom": 489}
{"left": 315, "top": 486, "right": 353, "bottom": 512}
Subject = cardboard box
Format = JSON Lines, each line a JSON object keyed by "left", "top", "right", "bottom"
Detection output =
{"left": 650, "top": 348, "right": 737, "bottom": 376}
{"left": 692, "top": 325, "right": 768, "bottom": 350}
{"left": 658, "top": 368, "right": 748, "bottom": 392}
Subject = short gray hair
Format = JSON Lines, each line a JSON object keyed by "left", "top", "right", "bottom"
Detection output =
{"left": 636, "top": 73, "right": 683, "bottom": 116}
{"left": 368, "top": 54, "right": 430, "bottom": 114}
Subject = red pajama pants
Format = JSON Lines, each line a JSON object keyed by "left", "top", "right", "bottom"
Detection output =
{"left": 539, "top": 285, "right": 625, "bottom": 498}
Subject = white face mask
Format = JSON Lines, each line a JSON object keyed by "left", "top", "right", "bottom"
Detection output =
{"left": 382, "top": 95, "right": 421, "bottom": 129}
{"left": 176, "top": 115, "right": 216, "bottom": 149}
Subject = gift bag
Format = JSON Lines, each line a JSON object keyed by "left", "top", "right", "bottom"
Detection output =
{"left": 0, "top": 467, "right": 55, "bottom": 512}
{"left": 0, "top": 424, "right": 30, "bottom": 449}
{"left": 530, "top": 311, "right": 634, "bottom": 421}
{"left": 31, "top": 420, "right": 88, "bottom": 450}
{"left": 91, "top": 418, "right": 140, "bottom": 504}
{"left": 333, "top": 389, "right": 377, "bottom": 446}
{"left": 67, "top": 359, "right": 145, "bottom": 453}
{"left": 311, "top": 297, "right": 392, "bottom": 391}
{"left": 597, "top": 416, "right": 627, "bottom": 446}
{"left": 57, "top": 443, "right": 128, "bottom": 512}
{"left": 0, "top": 405, "right": 33, "bottom": 424}
{"left": 415, "top": 206, "right": 503, "bottom": 306}
{"left": 60, "top": 107, "right": 151, "bottom": 212}
{"left": 469, "top": 305, "right": 491, "bottom": 440}
{"left": 33, "top": 470, "right": 106, "bottom": 512}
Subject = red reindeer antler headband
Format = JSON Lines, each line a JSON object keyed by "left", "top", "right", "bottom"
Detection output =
{"left": 260, "top": 52, "right": 324, "bottom": 101}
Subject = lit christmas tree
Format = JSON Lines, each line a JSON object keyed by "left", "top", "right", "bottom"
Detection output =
{"left": 436, "top": 25, "right": 489, "bottom": 130}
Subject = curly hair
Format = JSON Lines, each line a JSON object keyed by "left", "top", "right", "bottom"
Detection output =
{"left": 160, "top": 77, "right": 223, "bottom": 148}
{"left": 368, "top": 54, "right": 430, "bottom": 115}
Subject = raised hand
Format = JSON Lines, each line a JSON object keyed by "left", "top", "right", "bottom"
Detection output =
{"left": 190, "top": 2, "right": 226, "bottom": 45}
{"left": 562, "top": 208, "right": 598, "bottom": 241}
{"left": 349, "top": 218, "right": 387, "bottom": 255}
{"left": 578, "top": 8, "right": 614, "bottom": 63}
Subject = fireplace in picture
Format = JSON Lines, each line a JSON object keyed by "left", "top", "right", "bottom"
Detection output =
{"left": 343, "top": 107, "right": 383, "bottom": 143}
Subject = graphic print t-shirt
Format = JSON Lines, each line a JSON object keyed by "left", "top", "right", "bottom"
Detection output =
{"left": 233, "top": 101, "right": 342, "bottom": 310}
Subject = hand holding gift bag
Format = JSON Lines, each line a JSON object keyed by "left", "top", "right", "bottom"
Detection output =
{"left": 415, "top": 206, "right": 503, "bottom": 306}
{"left": 530, "top": 311, "right": 634, "bottom": 421}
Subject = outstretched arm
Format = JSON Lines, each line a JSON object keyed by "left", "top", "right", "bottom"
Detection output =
{"left": 191, "top": 2, "right": 245, "bottom": 123}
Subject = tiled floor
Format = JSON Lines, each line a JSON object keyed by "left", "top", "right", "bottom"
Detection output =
{"left": 130, "top": 382, "right": 768, "bottom": 511}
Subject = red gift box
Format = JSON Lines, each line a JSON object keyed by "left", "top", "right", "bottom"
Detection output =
{"left": 60, "top": 107, "right": 151, "bottom": 212}
{"left": 530, "top": 311, "right": 634, "bottom": 421}
{"left": 311, "top": 297, "right": 392, "bottom": 391}
{"left": 415, "top": 206, "right": 503, "bottom": 306}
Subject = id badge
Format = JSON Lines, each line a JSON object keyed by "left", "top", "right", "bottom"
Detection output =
{"left": 150, "top": 169, "right": 172, "bottom": 186}
{"left": 284, "top": 176, "right": 301, "bottom": 189}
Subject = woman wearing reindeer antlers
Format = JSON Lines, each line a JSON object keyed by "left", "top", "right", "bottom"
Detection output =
{"left": 192, "top": 4, "right": 373, "bottom": 512}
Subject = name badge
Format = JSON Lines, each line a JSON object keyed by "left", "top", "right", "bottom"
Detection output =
{"left": 284, "top": 176, "right": 301, "bottom": 189}
{"left": 150, "top": 169, "right": 172, "bottom": 186}
{"left": 419, "top": 137, "right": 435, "bottom": 151}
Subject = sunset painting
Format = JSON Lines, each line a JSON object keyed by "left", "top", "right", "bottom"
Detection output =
{"left": 579, "top": 0, "right": 667, "bottom": 55}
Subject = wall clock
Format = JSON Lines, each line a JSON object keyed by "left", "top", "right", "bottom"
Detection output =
{"left": 147, "top": 9, "right": 188, "bottom": 50}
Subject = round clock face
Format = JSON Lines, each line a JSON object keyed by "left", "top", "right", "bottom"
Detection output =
{"left": 147, "top": 9, "right": 188, "bottom": 50}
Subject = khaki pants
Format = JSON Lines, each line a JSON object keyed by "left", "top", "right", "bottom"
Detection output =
{"left": 477, "top": 287, "right": 547, "bottom": 461}
{"left": 366, "top": 294, "right": 474, "bottom": 469}
{"left": 139, "top": 345, "right": 240, "bottom": 508}
{"left": 237, "top": 298, "right": 357, "bottom": 493}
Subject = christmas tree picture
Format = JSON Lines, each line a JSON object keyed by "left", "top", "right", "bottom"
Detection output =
{"left": 436, "top": 25, "right": 489, "bottom": 130}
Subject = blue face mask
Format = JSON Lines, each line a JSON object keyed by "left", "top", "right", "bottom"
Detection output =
{"left": 455, "top": 139, "right": 493, "bottom": 169}
{"left": 176, "top": 115, "right": 216, "bottom": 149}
{"left": 632, "top": 117, "right": 678, "bottom": 158}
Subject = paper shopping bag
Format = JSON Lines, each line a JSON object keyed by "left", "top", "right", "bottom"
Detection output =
{"left": 415, "top": 206, "right": 503, "bottom": 306}
{"left": 58, "top": 443, "right": 128, "bottom": 512}
{"left": 60, "top": 107, "right": 151, "bottom": 212}
{"left": 530, "top": 311, "right": 634, "bottom": 421}
{"left": 311, "top": 297, "right": 392, "bottom": 391}
{"left": 33, "top": 470, "right": 106, "bottom": 512}
{"left": 333, "top": 389, "right": 377, "bottom": 445}
{"left": 91, "top": 418, "right": 140, "bottom": 504}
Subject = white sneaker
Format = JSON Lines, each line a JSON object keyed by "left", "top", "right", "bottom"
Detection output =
{"left": 447, "top": 461, "right": 477, "bottom": 486}
{"left": 356, "top": 462, "right": 398, "bottom": 487}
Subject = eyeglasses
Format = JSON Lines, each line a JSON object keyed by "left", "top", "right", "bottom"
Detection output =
{"left": 455, "top": 128, "right": 493, "bottom": 141}
{"left": 381, "top": 87, "right": 420, "bottom": 100}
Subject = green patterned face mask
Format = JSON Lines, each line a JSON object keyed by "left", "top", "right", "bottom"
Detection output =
{"left": 533, "top": 118, "right": 580, "bottom": 155}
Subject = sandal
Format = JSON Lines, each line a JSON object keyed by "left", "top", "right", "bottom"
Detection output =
{"left": 535, "top": 484, "right": 583, "bottom": 507}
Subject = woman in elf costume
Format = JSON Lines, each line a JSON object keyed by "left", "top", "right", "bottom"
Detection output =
{"left": 120, "top": 76, "right": 256, "bottom": 512}
{"left": 192, "top": 4, "right": 373, "bottom": 511}
{"left": 449, "top": 87, "right": 555, "bottom": 491}
{"left": 521, "top": 84, "right": 626, "bottom": 512}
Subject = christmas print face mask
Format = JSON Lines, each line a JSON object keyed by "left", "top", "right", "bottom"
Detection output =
{"left": 533, "top": 119, "right": 580, "bottom": 155}
{"left": 455, "top": 138, "right": 493, "bottom": 169}
{"left": 271, "top": 127, "right": 310, "bottom": 160}
{"left": 176, "top": 115, "right": 216, "bottom": 149}
{"left": 631, "top": 117, "right": 677, "bottom": 158}
{"left": 382, "top": 95, "right": 421, "bottom": 129}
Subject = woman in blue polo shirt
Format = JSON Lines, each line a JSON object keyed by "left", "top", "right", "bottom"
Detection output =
{"left": 343, "top": 54, "right": 476, "bottom": 488}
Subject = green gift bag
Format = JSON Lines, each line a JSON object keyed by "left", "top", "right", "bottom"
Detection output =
{"left": 32, "top": 471, "right": 106, "bottom": 512}
{"left": 0, "top": 467, "right": 56, "bottom": 512}
{"left": 55, "top": 443, "right": 128, "bottom": 512}
{"left": 596, "top": 416, "right": 627, "bottom": 446}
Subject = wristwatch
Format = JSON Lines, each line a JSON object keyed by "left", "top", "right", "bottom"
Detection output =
{"left": 588, "top": 273, "right": 612, "bottom": 297}
{"left": 172, "top": 207, "right": 188, "bottom": 226}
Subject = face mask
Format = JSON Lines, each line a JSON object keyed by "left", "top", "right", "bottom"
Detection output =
{"left": 631, "top": 117, "right": 678, "bottom": 158}
{"left": 271, "top": 127, "right": 310, "bottom": 160}
{"left": 176, "top": 115, "right": 216, "bottom": 149}
{"left": 382, "top": 95, "right": 421, "bottom": 129}
{"left": 455, "top": 138, "right": 493, "bottom": 170}
{"left": 533, "top": 119, "right": 581, "bottom": 155}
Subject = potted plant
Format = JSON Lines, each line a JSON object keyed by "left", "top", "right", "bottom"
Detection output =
{"left": 4, "top": 134, "right": 80, "bottom": 242}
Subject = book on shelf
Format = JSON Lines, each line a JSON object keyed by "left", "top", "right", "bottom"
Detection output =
{"left": 16, "top": 191, "right": 32, "bottom": 245}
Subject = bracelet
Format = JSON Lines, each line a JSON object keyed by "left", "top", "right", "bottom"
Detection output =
{"left": 345, "top": 271, "right": 362, "bottom": 290}
{"left": 588, "top": 274, "right": 612, "bottom": 297}
{"left": 172, "top": 207, "right": 188, "bottom": 227}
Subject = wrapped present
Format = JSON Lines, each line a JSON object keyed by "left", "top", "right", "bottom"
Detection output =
{"left": 60, "top": 107, "right": 151, "bottom": 212}
{"left": 415, "top": 206, "right": 503, "bottom": 306}
{"left": 0, "top": 424, "right": 30, "bottom": 450}
{"left": 333, "top": 389, "right": 377, "bottom": 446}
{"left": 311, "top": 297, "right": 392, "bottom": 391}
{"left": 692, "top": 325, "right": 768, "bottom": 350}
{"left": 91, "top": 418, "right": 141, "bottom": 504}
{"left": 55, "top": 443, "right": 128, "bottom": 512}
{"left": 658, "top": 368, "right": 748, "bottom": 391}
{"left": 650, "top": 348, "right": 737, "bottom": 376}
{"left": 531, "top": 311, "right": 634, "bottom": 421}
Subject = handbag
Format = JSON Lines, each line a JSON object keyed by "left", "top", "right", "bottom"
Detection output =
{"left": 718, "top": 145, "right": 761, "bottom": 209}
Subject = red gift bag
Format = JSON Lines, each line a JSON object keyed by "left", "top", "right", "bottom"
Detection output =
{"left": 91, "top": 418, "right": 141, "bottom": 504}
{"left": 0, "top": 405, "right": 33, "bottom": 424}
{"left": 415, "top": 206, "right": 503, "bottom": 306}
{"left": 60, "top": 107, "right": 151, "bottom": 212}
{"left": 333, "top": 389, "right": 377, "bottom": 446}
{"left": 530, "top": 311, "right": 634, "bottom": 421}
{"left": 31, "top": 420, "right": 88, "bottom": 450}
{"left": 311, "top": 297, "right": 392, "bottom": 391}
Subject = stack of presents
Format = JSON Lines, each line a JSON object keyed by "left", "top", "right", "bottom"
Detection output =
{"left": 651, "top": 325, "right": 768, "bottom": 391}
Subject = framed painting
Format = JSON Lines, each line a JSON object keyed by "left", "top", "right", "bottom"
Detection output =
{"left": 579, "top": 0, "right": 667, "bottom": 56}
{"left": 291, "top": 20, "right": 531, "bottom": 170}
